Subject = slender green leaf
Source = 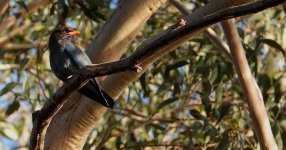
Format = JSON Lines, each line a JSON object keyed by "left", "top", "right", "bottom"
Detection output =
{"left": 216, "top": 104, "right": 231, "bottom": 125}
{"left": 5, "top": 101, "right": 20, "bottom": 116}
{"left": 0, "top": 82, "right": 17, "bottom": 96}
{"left": 261, "top": 39, "right": 286, "bottom": 59}
{"left": 156, "top": 98, "right": 178, "bottom": 110}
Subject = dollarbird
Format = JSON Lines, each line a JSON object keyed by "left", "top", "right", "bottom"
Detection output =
{"left": 48, "top": 26, "right": 114, "bottom": 108}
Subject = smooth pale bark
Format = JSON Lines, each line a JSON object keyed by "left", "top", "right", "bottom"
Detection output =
{"left": 221, "top": 19, "right": 277, "bottom": 150}
{"left": 87, "top": 0, "right": 167, "bottom": 63}
{"left": 44, "top": 0, "right": 166, "bottom": 149}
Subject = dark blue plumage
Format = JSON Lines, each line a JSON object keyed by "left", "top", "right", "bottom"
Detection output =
{"left": 48, "top": 26, "right": 114, "bottom": 108}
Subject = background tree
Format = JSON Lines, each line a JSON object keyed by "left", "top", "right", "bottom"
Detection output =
{"left": 0, "top": 0, "right": 285, "bottom": 149}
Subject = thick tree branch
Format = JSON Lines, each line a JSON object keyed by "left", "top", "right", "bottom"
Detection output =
{"left": 129, "top": 0, "right": 285, "bottom": 66}
{"left": 221, "top": 19, "right": 278, "bottom": 150}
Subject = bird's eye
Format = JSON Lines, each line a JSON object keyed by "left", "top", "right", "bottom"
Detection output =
{"left": 64, "top": 29, "right": 70, "bottom": 33}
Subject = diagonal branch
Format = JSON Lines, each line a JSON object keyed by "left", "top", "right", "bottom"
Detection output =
{"left": 128, "top": 0, "right": 285, "bottom": 66}
{"left": 100, "top": 0, "right": 255, "bottom": 104}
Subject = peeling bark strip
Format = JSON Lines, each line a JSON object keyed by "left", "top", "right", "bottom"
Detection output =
{"left": 31, "top": 0, "right": 285, "bottom": 149}
{"left": 172, "top": 19, "right": 187, "bottom": 30}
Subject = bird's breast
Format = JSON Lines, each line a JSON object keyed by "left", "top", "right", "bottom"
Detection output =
{"left": 50, "top": 52, "right": 77, "bottom": 81}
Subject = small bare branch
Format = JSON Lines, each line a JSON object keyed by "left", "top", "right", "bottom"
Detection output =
{"left": 0, "top": 41, "right": 47, "bottom": 50}
{"left": 0, "top": 64, "right": 19, "bottom": 70}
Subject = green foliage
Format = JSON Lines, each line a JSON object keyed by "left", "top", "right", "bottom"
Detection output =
{"left": 0, "top": 0, "right": 285, "bottom": 149}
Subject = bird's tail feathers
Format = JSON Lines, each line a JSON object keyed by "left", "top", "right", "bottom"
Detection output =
{"left": 99, "top": 89, "right": 115, "bottom": 108}
{"left": 78, "top": 80, "right": 115, "bottom": 108}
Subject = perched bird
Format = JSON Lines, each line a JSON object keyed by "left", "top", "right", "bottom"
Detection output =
{"left": 48, "top": 26, "right": 114, "bottom": 108}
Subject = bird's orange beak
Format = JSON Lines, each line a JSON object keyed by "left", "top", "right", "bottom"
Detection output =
{"left": 67, "top": 30, "right": 80, "bottom": 36}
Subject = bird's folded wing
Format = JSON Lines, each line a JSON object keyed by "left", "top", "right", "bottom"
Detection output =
{"left": 64, "top": 41, "right": 92, "bottom": 68}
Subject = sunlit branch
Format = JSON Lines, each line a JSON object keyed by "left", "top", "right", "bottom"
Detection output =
{"left": 0, "top": 41, "right": 47, "bottom": 50}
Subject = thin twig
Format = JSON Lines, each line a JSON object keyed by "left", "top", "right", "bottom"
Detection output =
{"left": 0, "top": 41, "right": 47, "bottom": 50}
{"left": 0, "top": 64, "right": 19, "bottom": 70}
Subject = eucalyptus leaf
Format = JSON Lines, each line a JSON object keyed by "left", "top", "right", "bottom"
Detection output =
{"left": 0, "top": 82, "right": 17, "bottom": 96}
{"left": 5, "top": 101, "right": 20, "bottom": 116}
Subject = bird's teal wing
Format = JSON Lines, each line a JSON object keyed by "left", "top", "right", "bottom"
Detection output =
{"left": 64, "top": 41, "right": 92, "bottom": 68}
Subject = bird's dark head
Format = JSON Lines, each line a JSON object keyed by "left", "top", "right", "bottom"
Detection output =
{"left": 49, "top": 26, "right": 80, "bottom": 51}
